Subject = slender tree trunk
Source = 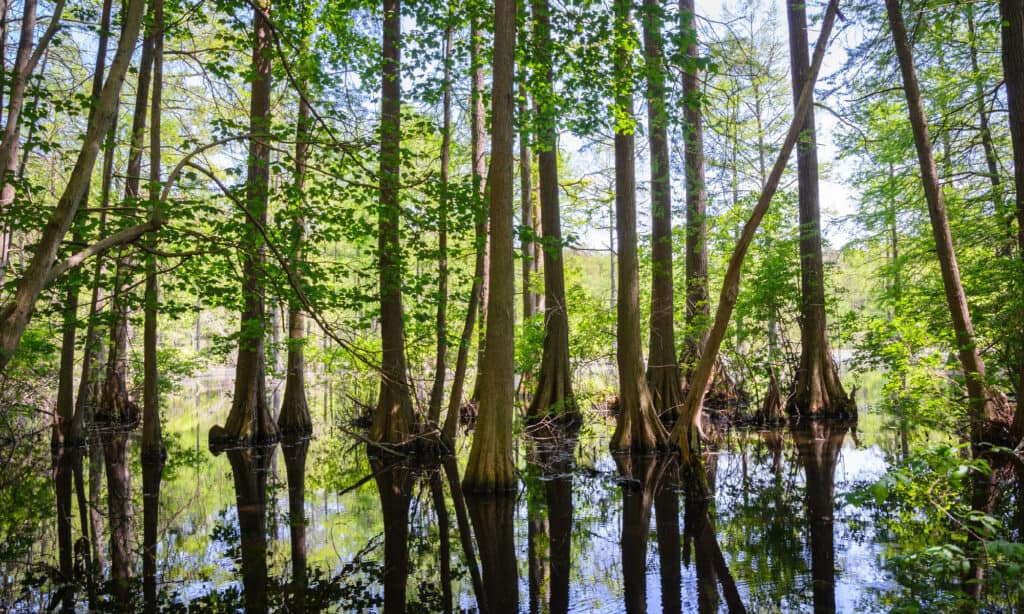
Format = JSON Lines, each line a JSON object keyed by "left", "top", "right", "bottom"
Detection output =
{"left": 141, "top": 459, "right": 163, "bottom": 614}
{"left": 999, "top": 0, "right": 1024, "bottom": 440}
{"left": 471, "top": 20, "right": 489, "bottom": 404}
{"left": 463, "top": 0, "right": 517, "bottom": 493}
{"left": 672, "top": 0, "right": 841, "bottom": 475}
{"left": 102, "top": 431, "right": 133, "bottom": 599}
{"left": 644, "top": 0, "right": 682, "bottom": 422}
{"left": 371, "top": 0, "right": 415, "bottom": 444}
{"left": 99, "top": 9, "right": 155, "bottom": 425}
{"left": 654, "top": 462, "right": 682, "bottom": 614}
{"left": 519, "top": 93, "right": 537, "bottom": 321}
{"left": 785, "top": 0, "right": 849, "bottom": 418}
{"left": 609, "top": 0, "right": 668, "bottom": 454}
{"left": 428, "top": 15, "right": 454, "bottom": 428}
{"left": 372, "top": 458, "right": 412, "bottom": 614}
{"left": 142, "top": 0, "right": 164, "bottom": 461}
{"left": 283, "top": 436, "right": 310, "bottom": 612}
{"left": 210, "top": 0, "right": 279, "bottom": 447}
{"left": 885, "top": 0, "right": 1007, "bottom": 447}
{"left": 0, "top": 0, "right": 144, "bottom": 372}
{"left": 279, "top": 12, "right": 314, "bottom": 436}
{"left": 429, "top": 471, "right": 453, "bottom": 614}
{"left": 526, "top": 0, "right": 577, "bottom": 423}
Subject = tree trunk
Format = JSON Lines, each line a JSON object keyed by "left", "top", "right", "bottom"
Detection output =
{"left": 283, "top": 436, "right": 309, "bottom": 612}
{"left": 141, "top": 0, "right": 164, "bottom": 461}
{"left": 371, "top": 0, "right": 415, "bottom": 445}
{"left": 1000, "top": 0, "right": 1024, "bottom": 440}
{"left": 0, "top": 0, "right": 145, "bottom": 373}
{"left": 428, "top": 15, "right": 454, "bottom": 429}
{"left": 885, "top": 0, "right": 1006, "bottom": 447}
{"left": 654, "top": 462, "right": 681, "bottom": 614}
{"left": 279, "top": 17, "right": 315, "bottom": 436}
{"left": 211, "top": 0, "right": 279, "bottom": 448}
{"left": 526, "top": 0, "right": 577, "bottom": 424}
{"left": 463, "top": 0, "right": 517, "bottom": 493}
{"left": 680, "top": 0, "right": 709, "bottom": 377}
{"left": 672, "top": 0, "right": 841, "bottom": 474}
{"left": 471, "top": 19, "right": 489, "bottom": 404}
{"left": 615, "top": 455, "right": 663, "bottom": 613}
{"left": 609, "top": 0, "right": 668, "bottom": 454}
{"left": 99, "top": 11, "right": 154, "bottom": 425}
{"left": 519, "top": 92, "right": 537, "bottom": 321}
{"left": 141, "top": 459, "right": 163, "bottom": 614}
{"left": 643, "top": 0, "right": 683, "bottom": 423}
{"left": 785, "top": 0, "right": 850, "bottom": 418}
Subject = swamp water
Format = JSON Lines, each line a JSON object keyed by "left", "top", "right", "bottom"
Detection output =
{"left": 2, "top": 378, "right": 1023, "bottom": 612}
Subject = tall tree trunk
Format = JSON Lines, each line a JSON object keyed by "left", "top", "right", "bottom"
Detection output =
{"left": 609, "top": 0, "right": 668, "bottom": 454}
{"left": 681, "top": 0, "right": 709, "bottom": 381}
{"left": 1000, "top": 0, "right": 1024, "bottom": 440}
{"left": 98, "top": 7, "right": 155, "bottom": 425}
{"left": 526, "top": 0, "right": 577, "bottom": 423}
{"left": 142, "top": 0, "right": 164, "bottom": 461}
{"left": 885, "top": 0, "right": 1007, "bottom": 447}
{"left": 672, "top": 0, "right": 841, "bottom": 475}
{"left": 279, "top": 9, "right": 314, "bottom": 436}
{"left": 785, "top": 0, "right": 850, "bottom": 418}
{"left": 371, "top": 0, "right": 415, "bottom": 444}
{"left": 0, "top": 0, "right": 144, "bottom": 372}
{"left": 644, "top": 0, "right": 683, "bottom": 423}
{"left": 519, "top": 93, "right": 537, "bottom": 321}
{"left": 471, "top": 20, "right": 489, "bottom": 404}
{"left": 210, "top": 0, "right": 279, "bottom": 447}
{"left": 463, "top": 0, "right": 517, "bottom": 493}
{"left": 428, "top": 14, "right": 454, "bottom": 428}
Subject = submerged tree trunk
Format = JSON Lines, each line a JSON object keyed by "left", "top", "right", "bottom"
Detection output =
{"left": 227, "top": 446, "right": 274, "bottom": 614}
{"left": 610, "top": 0, "right": 668, "bottom": 454}
{"left": 141, "top": 458, "right": 163, "bottom": 613}
{"left": 672, "top": 0, "right": 841, "bottom": 474}
{"left": 643, "top": 0, "right": 683, "bottom": 423}
{"left": 371, "top": 0, "right": 415, "bottom": 445}
{"left": 101, "top": 431, "right": 134, "bottom": 600}
{"left": 0, "top": 0, "right": 145, "bottom": 372}
{"left": 785, "top": 0, "right": 850, "bottom": 418}
{"left": 680, "top": 0, "right": 710, "bottom": 381}
{"left": 463, "top": 0, "right": 517, "bottom": 493}
{"left": 466, "top": 493, "right": 520, "bottom": 613}
{"left": 210, "top": 0, "right": 279, "bottom": 448}
{"left": 615, "top": 455, "right": 663, "bottom": 613}
{"left": 1000, "top": 0, "right": 1024, "bottom": 440}
{"left": 885, "top": 0, "right": 1007, "bottom": 447}
{"left": 428, "top": 16, "right": 454, "bottom": 429}
{"left": 526, "top": 0, "right": 577, "bottom": 424}
{"left": 283, "top": 435, "right": 310, "bottom": 612}
{"left": 654, "top": 462, "right": 681, "bottom": 614}
{"left": 372, "top": 457, "right": 412, "bottom": 614}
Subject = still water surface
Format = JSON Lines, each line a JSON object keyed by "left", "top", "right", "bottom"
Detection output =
{"left": 3, "top": 378, "right": 1013, "bottom": 612}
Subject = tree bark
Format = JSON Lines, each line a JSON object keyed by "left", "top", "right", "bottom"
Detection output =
{"left": 283, "top": 436, "right": 310, "bottom": 612}
{"left": 142, "top": 0, "right": 164, "bottom": 461}
{"left": 463, "top": 0, "right": 517, "bottom": 493}
{"left": 680, "top": 0, "right": 710, "bottom": 377}
{"left": 999, "top": 0, "right": 1024, "bottom": 440}
{"left": 372, "top": 457, "right": 412, "bottom": 614}
{"left": 101, "top": 431, "right": 134, "bottom": 600}
{"left": 371, "top": 0, "right": 415, "bottom": 445}
{"left": 279, "top": 9, "right": 314, "bottom": 436}
{"left": 210, "top": 0, "right": 279, "bottom": 448}
{"left": 644, "top": 0, "right": 683, "bottom": 423}
{"left": 519, "top": 92, "right": 537, "bottom": 321}
{"left": 526, "top": 0, "right": 577, "bottom": 423}
{"left": 0, "top": 0, "right": 144, "bottom": 373}
{"left": 671, "top": 0, "right": 841, "bottom": 474}
{"left": 428, "top": 15, "right": 454, "bottom": 429}
{"left": 471, "top": 20, "right": 490, "bottom": 404}
{"left": 466, "top": 493, "right": 520, "bottom": 613}
{"left": 98, "top": 9, "right": 155, "bottom": 425}
{"left": 226, "top": 446, "right": 274, "bottom": 614}
{"left": 785, "top": 0, "right": 850, "bottom": 418}
{"left": 609, "top": 0, "right": 668, "bottom": 454}
{"left": 885, "top": 0, "right": 1006, "bottom": 447}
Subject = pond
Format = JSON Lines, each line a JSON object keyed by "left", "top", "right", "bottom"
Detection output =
{"left": 1, "top": 379, "right": 1022, "bottom": 612}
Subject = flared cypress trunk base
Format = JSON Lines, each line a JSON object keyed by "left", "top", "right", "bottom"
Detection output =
{"left": 787, "top": 344, "right": 856, "bottom": 420}
{"left": 648, "top": 365, "right": 684, "bottom": 425}
{"left": 610, "top": 383, "right": 670, "bottom": 455}
{"left": 755, "top": 370, "right": 787, "bottom": 425}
